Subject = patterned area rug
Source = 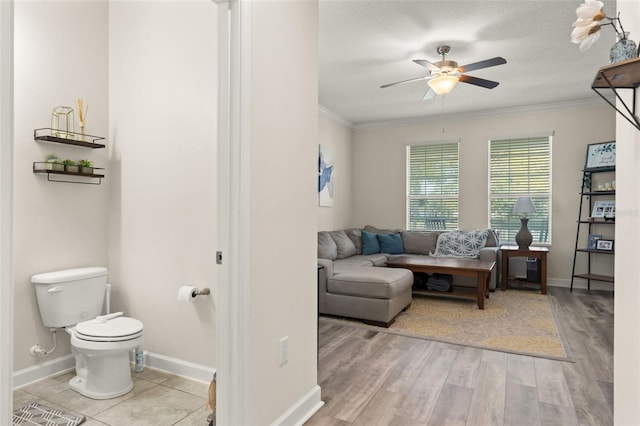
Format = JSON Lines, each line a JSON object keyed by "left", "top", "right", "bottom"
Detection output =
{"left": 321, "top": 289, "right": 572, "bottom": 361}
{"left": 13, "top": 401, "right": 85, "bottom": 426}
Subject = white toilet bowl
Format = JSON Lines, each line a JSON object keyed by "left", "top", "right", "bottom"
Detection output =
{"left": 66, "top": 316, "right": 144, "bottom": 400}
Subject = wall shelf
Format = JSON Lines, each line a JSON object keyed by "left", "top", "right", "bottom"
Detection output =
{"left": 33, "top": 165, "right": 104, "bottom": 185}
{"left": 34, "top": 128, "right": 106, "bottom": 149}
{"left": 591, "top": 57, "right": 640, "bottom": 131}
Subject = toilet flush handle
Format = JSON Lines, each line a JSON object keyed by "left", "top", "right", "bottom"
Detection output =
{"left": 94, "top": 311, "right": 124, "bottom": 323}
{"left": 47, "top": 286, "right": 63, "bottom": 293}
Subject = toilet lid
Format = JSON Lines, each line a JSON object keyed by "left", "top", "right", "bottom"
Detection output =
{"left": 75, "top": 317, "right": 143, "bottom": 342}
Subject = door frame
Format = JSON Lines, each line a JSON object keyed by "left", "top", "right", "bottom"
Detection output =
{"left": 0, "top": 0, "right": 14, "bottom": 423}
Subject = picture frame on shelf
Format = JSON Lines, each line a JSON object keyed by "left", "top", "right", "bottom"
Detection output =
{"left": 591, "top": 200, "right": 615, "bottom": 218}
{"left": 587, "top": 234, "right": 602, "bottom": 249}
{"left": 585, "top": 141, "right": 615, "bottom": 171}
{"left": 596, "top": 239, "right": 614, "bottom": 251}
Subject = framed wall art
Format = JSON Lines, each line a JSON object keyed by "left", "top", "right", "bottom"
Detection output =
{"left": 591, "top": 200, "right": 615, "bottom": 218}
{"left": 585, "top": 141, "right": 615, "bottom": 171}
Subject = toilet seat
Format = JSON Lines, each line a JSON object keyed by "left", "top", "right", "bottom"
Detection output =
{"left": 74, "top": 317, "right": 143, "bottom": 342}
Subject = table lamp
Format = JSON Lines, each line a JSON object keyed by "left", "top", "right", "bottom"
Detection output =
{"left": 513, "top": 197, "right": 536, "bottom": 250}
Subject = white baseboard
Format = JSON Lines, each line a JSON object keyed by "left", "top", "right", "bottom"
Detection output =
{"left": 14, "top": 351, "right": 216, "bottom": 390}
{"left": 271, "top": 385, "right": 324, "bottom": 426}
{"left": 13, "top": 355, "right": 75, "bottom": 389}
{"left": 137, "top": 351, "right": 216, "bottom": 383}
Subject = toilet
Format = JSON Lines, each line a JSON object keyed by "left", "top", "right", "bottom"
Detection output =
{"left": 31, "top": 267, "right": 143, "bottom": 400}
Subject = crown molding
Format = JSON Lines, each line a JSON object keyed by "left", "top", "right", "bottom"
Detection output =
{"left": 318, "top": 105, "right": 354, "bottom": 129}
{"left": 352, "top": 97, "right": 613, "bottom": 130}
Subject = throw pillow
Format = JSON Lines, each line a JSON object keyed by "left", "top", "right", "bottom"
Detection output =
{"left": 361, "top": 230, "right": 381, "bottom": 255}
{"left": 330, "top": 230, "right": 357, "bottom": 259}
{"left": 431, "top": 229, "right": 490, "bottom": 258}
{"left": 377, "top": 232, "right": 404, "bottom": 254}
{"left": 317, "top": 231, "right": 338, "bottom": 260}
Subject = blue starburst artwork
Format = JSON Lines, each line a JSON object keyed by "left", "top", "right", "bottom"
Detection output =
{"left": 319, "top": 145, "right": 335, "bottom": 206}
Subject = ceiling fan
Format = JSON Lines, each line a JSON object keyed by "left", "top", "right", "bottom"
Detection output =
{"left": 380, "top": 46, "right": 507, "bottom": 100}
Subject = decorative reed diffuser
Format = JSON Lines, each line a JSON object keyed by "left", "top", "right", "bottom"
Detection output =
{"left": 76, "top": 98, "right": 88, "bottom": 134}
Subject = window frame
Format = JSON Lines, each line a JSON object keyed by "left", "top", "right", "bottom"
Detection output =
{"left": 406, "top": 141, "right": 460, "bottom": 231}
{"left": 488, "top": 135, "right": 553, "bottom": 245}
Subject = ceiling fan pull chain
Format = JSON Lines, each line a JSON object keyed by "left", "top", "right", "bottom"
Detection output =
{"left": 441, "top": 96, "right": 446, "bottom": 133}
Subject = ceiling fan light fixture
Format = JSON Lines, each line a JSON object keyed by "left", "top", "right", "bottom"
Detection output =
{"left": 428, "top": 74, "right": 460, "bottom": 95}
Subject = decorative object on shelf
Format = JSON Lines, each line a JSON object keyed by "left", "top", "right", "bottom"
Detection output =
{"left": 585, "top": 141, "right": 615, "bottom": 170}
{"left": 591, "top": 199, "right": 615, "bottom": 218}
{"left": 50, "top": 106, "right": 75, "bottom": 138}
{"left": 596, "top": 239, "right": 614, "bottom": 251}
{"left": 78, "top": 159, "right": 93, "bottom": 175}
{"left": 610, "top": 32, "right": 638, "bottom": 64}
{"left": 587, "top": 233, "right": 602, "bottom": 249}
{"left": 47, "top": 153, "right": 64, "bottom": 171}
{"left": 570, "top": 0, "right": 637, "bottom": 62}
{"left": 512, "top": 196, "right": 536, "bottom": 250}
{"left": 62, "top": 159, "right": 79, "bottom": 173}
{"left": 76, "top": 98, "right": 88, "bottom": 133}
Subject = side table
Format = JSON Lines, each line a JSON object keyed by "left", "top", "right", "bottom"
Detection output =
{"left": 500, "top": 245, "right": 548, "bottom": 294}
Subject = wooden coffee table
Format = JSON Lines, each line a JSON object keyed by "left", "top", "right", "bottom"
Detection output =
{"left": 385, "top": 256, "right": 496, "bottom": 309}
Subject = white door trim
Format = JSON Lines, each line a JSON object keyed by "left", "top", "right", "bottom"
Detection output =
{"left": 0, "top": 0, "right": 14, "bottom": 423}
{"left": 215, "top": 0, "right": 252, "bottom": 424}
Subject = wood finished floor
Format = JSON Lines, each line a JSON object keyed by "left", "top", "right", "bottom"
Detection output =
{"left": 307, "top": 287, "right": 614, "bottom": 426}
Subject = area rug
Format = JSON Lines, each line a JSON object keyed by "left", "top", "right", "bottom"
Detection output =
{"left": 13, "top": 401, "right": 85, "bottom": 426}
{"left": 321, "top": 289, "right": 572, "bottom": 361}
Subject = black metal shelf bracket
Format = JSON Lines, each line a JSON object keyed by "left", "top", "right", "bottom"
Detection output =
{"left": 44, "top": 173, "right": 103, "bottom": 185}
{"left": 591, "top": 57, "right": 640, "bottom": 132}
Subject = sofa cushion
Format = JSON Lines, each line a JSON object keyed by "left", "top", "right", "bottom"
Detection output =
{"left": 330, "top": 230, "right": 357, "bottom": 259}
{"left": 364, "top": 225, "right": 402, "bottom": 235}
{"left": 377, "top": 232, "right": 404, "bottom": 254}
{"left": 318, "top": 231, "right": 338, "bottom": 260}
{"left": 328, "top": 267, "right": 413, "bottom": 299}
{"left": 431, "top": 229, "right": 490, "bottom": 258}
{"left": 401, "top": 231, "right": 441, "bottom": 255}
{"left": 345, "top": 229, "right": 362, "bottom": 254}
{"left": 361, "top": 230, "right": 381, "bottom": 255}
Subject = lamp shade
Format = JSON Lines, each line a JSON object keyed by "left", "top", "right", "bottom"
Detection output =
{"left": 512, "top": 197, "right": 536, "bottom": 215}
{"left": 427, "top": 75, "right": 459, "bottom": 95}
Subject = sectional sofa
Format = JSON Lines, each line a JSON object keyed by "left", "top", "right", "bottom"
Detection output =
{"left": 317, "top": 225, "right": 500, "bottom": 326}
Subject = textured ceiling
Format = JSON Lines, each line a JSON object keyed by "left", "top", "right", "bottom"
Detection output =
{"left": 319, "top": 0, "right": 617, "bottom": 125}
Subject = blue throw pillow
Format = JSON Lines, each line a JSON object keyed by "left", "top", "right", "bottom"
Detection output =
{"left": 377, "top": 233, "right": 404, "bottom": 254}
{"left": 361, "top": 230, "right": 381, "bottom": 255}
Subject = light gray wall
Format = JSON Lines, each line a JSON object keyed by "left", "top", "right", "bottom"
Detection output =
{"left": 614, "top": 1, "right": 640, "bottom": 423}
{"left": 108, "top": 0, "right": 217, "bottom": 367}
{"left": 351, "top": 102, "right": 615, "bottom": 287}
{"left": 249, "top": 1, "right": 320, "bottom": 422}
{"left": 13, "top": 0, "right": 109, "bottom": 370}
{"left": 318, "top": 109, "right": 354, "bottom": 231}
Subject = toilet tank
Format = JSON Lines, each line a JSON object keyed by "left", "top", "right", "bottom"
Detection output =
{"left": 31, "top": 267, "right": 108, "bottom": 328}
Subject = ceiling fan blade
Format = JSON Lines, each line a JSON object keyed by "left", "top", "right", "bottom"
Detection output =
{"left": 413, "top": 59, "right": 440, "bottom": 71}
{"left": 380, "top": 76, "right": 428, "bottom": 89}
{"left": 423, "top": 88, "right": 435, "bottom": 100}
{"left": 459, "top": 74, "right": 500, "bottom": 89}
{"left": 458, "top": 57, "right": 506, "bottom": 73}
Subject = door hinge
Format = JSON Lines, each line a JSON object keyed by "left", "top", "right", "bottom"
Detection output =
{"left": 216, "top": 251, "right": 223, "bottom": 265}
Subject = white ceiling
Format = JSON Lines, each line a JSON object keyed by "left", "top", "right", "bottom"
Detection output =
{"left": 319, "top": 0, "right": 617, "bottom": 126}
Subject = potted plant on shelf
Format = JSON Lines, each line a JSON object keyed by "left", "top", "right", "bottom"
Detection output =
{"left": 63, "top": 159, "right": 79, "bottom": 173}
{"left": 78, "top": 159, "right": 93, "bottom": 175}
{"left": 47, "top": 153, "right": 64, "bottom": 171}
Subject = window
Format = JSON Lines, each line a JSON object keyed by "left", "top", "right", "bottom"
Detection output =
{"left": 489, "top": 136, "right": 552, "bottom": 244}
{"left": 406, "top": 142, "right": 459, "bottom": 230}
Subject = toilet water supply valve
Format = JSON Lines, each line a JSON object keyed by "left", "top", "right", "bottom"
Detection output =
{"left": 30, "top": 328, "right": 57, "bottom": 357}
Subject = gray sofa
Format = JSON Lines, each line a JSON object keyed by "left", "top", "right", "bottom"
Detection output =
{"left": 318, "top": 225, "right": 500, "bottom": 326}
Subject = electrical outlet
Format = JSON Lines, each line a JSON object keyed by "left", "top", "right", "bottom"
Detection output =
{"left": 279, "top": 336, "right": 289, "bottom": 365}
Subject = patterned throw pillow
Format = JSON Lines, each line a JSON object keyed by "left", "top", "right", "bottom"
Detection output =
{"left": 431, "top": 229, "right": 490, "bottom": 258}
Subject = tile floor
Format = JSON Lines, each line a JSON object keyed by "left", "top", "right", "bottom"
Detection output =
{"left": 13, "top": 367, "right": 212, "bottom": 426}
